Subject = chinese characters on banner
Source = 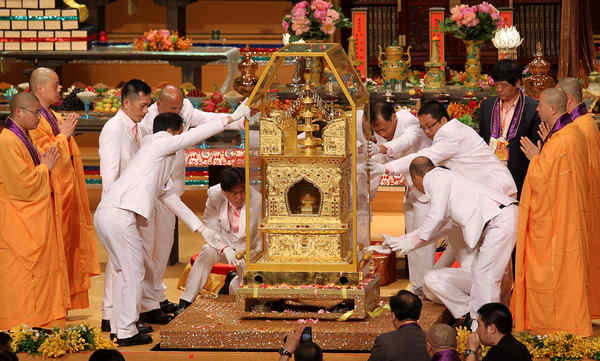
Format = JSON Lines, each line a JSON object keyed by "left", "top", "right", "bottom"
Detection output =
{"left": 429, "top": 8, "right": 445, "bottom": 63}
{"left": 500, "top": 8, "right": 513, "bottom": 27}
{"left": 352, "top": 8, "right": 368, "bottom": 78}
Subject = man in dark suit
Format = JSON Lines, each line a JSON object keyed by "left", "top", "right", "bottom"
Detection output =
{"left": 368, "top": 290, "right": 429, "bottom": 361}
{"left": 478, "top": 59, "right": 541, "bottom": 200}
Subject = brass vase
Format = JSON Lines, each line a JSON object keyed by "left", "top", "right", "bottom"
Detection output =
{"left": 464, "top": 40, "right": 483, "bottom": 91}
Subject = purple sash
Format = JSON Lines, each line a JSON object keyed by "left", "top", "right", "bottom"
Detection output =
{"left": 570, "top": 103, "right": 588, "bottom": 121}
{"left": 549, "top": 113, "right": 573, "bottom": 137}
{"left": 491, "top": 88, "right": 526, "bottom": 140}
{"left": 5, "top": 117, "right": 41, "bottom": 165}
{"left": 431, "top": 349, "right": 461, "bottom": 361}
{"left": 40, "top": 106, "right": 60, "bottom": 136}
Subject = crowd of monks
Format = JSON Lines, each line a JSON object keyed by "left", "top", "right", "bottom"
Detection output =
{"left": 0, "top": 59, "right": 598, "bottom": 343}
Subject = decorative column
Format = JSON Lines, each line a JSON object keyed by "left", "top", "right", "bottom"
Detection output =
{"left": 429, "top": 7, "right": 445, "bottom": 64}
{"left": 352, "top": 7, "right": 368, "bottom": 78}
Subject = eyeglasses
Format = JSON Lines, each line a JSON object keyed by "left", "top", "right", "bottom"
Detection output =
{"left": 420, "top": 118, "right": 440, "bottom": 131}
{"left": 20, "top": 107, "right": 42, "bottom": 117}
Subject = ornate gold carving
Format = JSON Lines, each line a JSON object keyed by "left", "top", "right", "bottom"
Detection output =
{"left": 260, "top": 119, "right": 282, "bottom": 155}
{"left": 322, "top": 120, "right": 346, "bottom": 155}
{"left": 265, "top": 233, "right": 345, "bottom": 263}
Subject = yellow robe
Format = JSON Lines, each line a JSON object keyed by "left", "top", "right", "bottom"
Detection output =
{"left": 512, "top": 122, "right": 592, "bottom": 336}
{"left": 0, "top": 129, "right": 70, "bottom": 329}
{"left": 30, "top": 110, "right": 100, "bottom": 310}
{"left": 573, "top": 113, "right": 600, "bottom": 318}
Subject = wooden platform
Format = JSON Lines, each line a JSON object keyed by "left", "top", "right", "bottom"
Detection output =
{"left": 160, "top": 295, "right": 451, "bottom": 351}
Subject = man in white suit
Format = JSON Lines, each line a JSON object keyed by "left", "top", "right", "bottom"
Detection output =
{"left": 98, "top": 79, "right": 154, "bottom": 333}
{"left": 94, "top": 112, "right": 237, "bottom": 346}
{"left": 366, "top": 102, "right": 434, "bottom": 296}
{"left": 178, "top": 167, "right": 261, "bottom": 310}
{"left": 138, "top": 85, "right": 248, "bottom": 316}
{"left": 384, "top": 157, "right": 518, "bottom": 330}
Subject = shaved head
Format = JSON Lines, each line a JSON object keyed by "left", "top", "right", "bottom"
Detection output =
{"left": 157, "top": 84, "right": 184, "bottom": 114}
{"left": 540, "top": 88, "right": 567, "bottom": 114}
{"left": 10, "top": 92, "right": 39, "bottom": 114}
{"left": 30, "top": 67, "right": 57, "bottom": 93}
{"left": 557, "top": 77, "right": 583, "bottom": 103}
{"left": 409, "top": 156, "right": 435, "bottom": 178}
{"left": 427, "top": 324, "right": 457, "bottom": 350}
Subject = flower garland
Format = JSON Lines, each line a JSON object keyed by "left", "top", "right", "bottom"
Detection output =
{"left": 134, "top": 29, "right": 192, "bottom": 51}
{"left": 282, "top": 0, "right": 351, "bottom": 42}
{"left": 456, "top": 327, "right": 600, "bottom": 361}
{"left": 9, "top": 324, "right": 116, "bottom": 358}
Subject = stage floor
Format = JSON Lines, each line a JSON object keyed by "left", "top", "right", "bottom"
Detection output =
{"left": 160, "top": 295, "right": 451, "bottom": 351}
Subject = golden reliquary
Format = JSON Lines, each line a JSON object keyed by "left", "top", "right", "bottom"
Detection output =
{"left": 237, "top": 43, "right": 379, "bottom": 320}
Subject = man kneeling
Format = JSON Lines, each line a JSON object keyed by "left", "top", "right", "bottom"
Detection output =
{"left": 178, "top": 167, "right": 261, "bottom": 310}
{"left": 383, "top": 157, "right": 517, "bottom": 330}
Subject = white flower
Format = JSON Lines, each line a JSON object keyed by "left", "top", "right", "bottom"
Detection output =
{"left": 492, "top": 26, "right": 523, "bottom": 49}
{"left": 283, "top": 33, "right": 290, "bottom": 45}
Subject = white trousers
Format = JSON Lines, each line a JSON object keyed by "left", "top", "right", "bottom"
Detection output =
{"left": 180, "top": 244, "right": 244, "bottom": 303}
{"left": 404, "top": 187, "right": 438, "bottom": 291}
{"left": 142, "top": 201, "right": 177, "bottom": 306}
{"left": 423, "top": 205, "right": 517, "bottom": 319}
{"left": 94, "top": 205, "right": 150, "bottom": 338}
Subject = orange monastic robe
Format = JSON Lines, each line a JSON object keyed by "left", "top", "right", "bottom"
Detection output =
{"left": 573, "top": 113, "right": 600, "bottom": 318}
{"left": 0, "top": 128, "right": 70, "bottom": 329}
{"left": 30, "top": 109, "right": 100, "bottom": 309}
{"left": 512, "top": 122, "right": 592, "bottom": 336}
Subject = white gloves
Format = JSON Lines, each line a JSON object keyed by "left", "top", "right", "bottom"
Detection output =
{"left": 223, "top": 246, "right": 237, "bottom": 266}
{"left": 366, "top": 158, "right": 386, "bottom": 175}
{"left": 381, "top": 233, "right": 421, "bottom": 256}
{"left": 200, "top": 227, "right": 220, "bottom": 247}
{"left": 368, "top": 141, "right": 385, "bottom": 157}
{"left": 365, "top": 245, "right": 392, "bottom": 255}
{"left": 231, "top": 98, "right": 251, "bottom": 121}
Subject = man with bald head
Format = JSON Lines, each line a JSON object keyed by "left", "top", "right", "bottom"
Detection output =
{"left": 557, "top": 78, "right": 600, "bottom": 319}
{"left": 514, "top": 88, "right": 592, "bottom": 336}
{"left": 382, "top": 156, "right": 517, "bottom": 329}
{"left": 0, "top": 92, "right": 71, "bottom": 328}
{"left": 28, "top": 67, "right": 100, "bottom": 311}
{"left": 426, "top": 324, "right": 460, "bottom": 361}
{"left": 137, "top": 84, "right": 249, "bottom": 315}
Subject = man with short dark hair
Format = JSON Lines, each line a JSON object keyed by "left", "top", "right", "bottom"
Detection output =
{"left": 94, "top": 112, "right": 238, "bottom": 346}
{"left": 465, "top": 303, "right": 531, "bottom": 361}
{"left": 178, "top": 166, "right": 262, "bottom": 309}
{"left": 478, "top": 59, "right": 541, "bottom": 199}
{"left": 367, "top": 290, "right": 429, "bottom": 361}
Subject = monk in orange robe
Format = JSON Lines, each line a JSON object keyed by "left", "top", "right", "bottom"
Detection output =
{"left": 29, "top": 67, "right": 100, "bottom": 309}
{"left": 557, "top": 77, "right": 600, "bottom": 319}
{"left": 514, "top": 87, "right": 592, "bottom": 336}
{"left": 0, "top": 93, "right": 70, "bottom": 328}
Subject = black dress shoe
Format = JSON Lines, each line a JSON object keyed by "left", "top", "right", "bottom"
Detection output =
{"left": 110, "top": 333, "right": 116, "bottom": 340}
{"left": 160, "top": 299, "right": 179, "bottom": 314}
{"left": 139, "top": 309, "right": 174, "bottom": 324}
{"left": 101, "top": 319, "right": 111, "bottom": 332}
{"left": 136, "top": 321, "right": 153, "bottom": 334}
{"left": 116, "top": 333, "right": 153, "bottom": 347}
{"left": 174, "top": 299, "right": 192, "bottom": 316}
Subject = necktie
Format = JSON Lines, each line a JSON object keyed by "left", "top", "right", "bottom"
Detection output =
{"left": 132, "top": 123, "right": 140, "bottom": 146}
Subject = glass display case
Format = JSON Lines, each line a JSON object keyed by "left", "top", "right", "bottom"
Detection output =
{"left": 237, "top": 43, "right": 377, "bottom": 320}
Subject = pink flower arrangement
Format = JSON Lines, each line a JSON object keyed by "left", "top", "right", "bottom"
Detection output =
{"left": 441, "top": 2, "right": 504, "bottom": 41}
{"left": 282, "top": 0, "right": 352, "bottom": 42}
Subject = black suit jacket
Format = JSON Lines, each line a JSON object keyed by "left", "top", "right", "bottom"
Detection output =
{"left": 478, "top": 95, "right": 541, "bottom": 199}
{"left": 367, "top": 325, "right": 429, "bottom": 361}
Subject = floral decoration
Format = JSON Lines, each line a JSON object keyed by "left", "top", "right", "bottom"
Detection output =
{"left": 439, "top": 2, "right": 504, "bottom": 42}
{"left": 9, "top": 324, "right": 116, "bottom": 358}
{"left": 282, "top": 0, "right": 352, "bottom": 42}
{"left": 134, "top": 29, "right": 192, "bottom": 51}
{"left": 200, "top": 90, "right": 231, "bottom": 113}
{"left": 447, "top": 100, "right": 480, "bottom": 126}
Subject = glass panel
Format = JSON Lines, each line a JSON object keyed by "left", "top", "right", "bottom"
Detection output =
{"left": 246, "top": 115, "right": 264, "bottom": 264}
{"left": 354, "top": 108, "right": 371, "bottom": 270}
{"left": 277, "top": 43, "right": 337, "bottom": 53}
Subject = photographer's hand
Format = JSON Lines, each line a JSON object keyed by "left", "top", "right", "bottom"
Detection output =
{"left": 279, "top": 326, "right": 303, "bottom": 360}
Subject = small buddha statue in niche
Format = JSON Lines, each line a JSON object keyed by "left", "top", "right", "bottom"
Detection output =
{"left": 300, "top": 192, "right": 318, "bottom": 214}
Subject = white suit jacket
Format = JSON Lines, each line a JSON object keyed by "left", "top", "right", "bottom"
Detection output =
{"left": 99, "top": 120, "right": 227, "bottom": 230}
{"left": 139, "top": 99, "right": 234, "bottom": 196}
{"left": 202, "top": 184, "right": 262, "bottom": 255}
{"left": 385, "top": 119, "right": 518, "bottom": 198}
{"left": 374, "top": 109, "right": 432, "bottom": 159}
{"left": 98, "top": 109, "right": 140, "bottom": 194}
{"left": 413, "top": 167, "right": 516, "bottom": 249}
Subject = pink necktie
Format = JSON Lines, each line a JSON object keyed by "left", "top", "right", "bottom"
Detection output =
{"left": 231, "top": 207, "right": 241, "bottom": 233}
{"left": 132, "top": 123, "right": 140, "bottom": 145}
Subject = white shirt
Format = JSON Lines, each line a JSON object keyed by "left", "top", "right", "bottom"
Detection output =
{"left": 414, "top": 167, "right": 516, "bottom": 248}
{"left": 99, "top": 119, "right": 228, "bottom": 231}
{"left": 385, "top": 119, "right": 517, "bottom": 198}
{"left": 98, "top": 109, "right": 140, "bottom": 194}
{"left": 374, "top": 109, "right": 432, "bottom": 159}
